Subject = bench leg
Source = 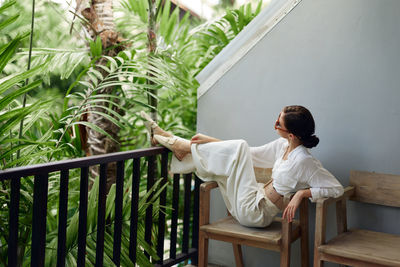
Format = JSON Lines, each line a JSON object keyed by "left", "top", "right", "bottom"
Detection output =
{"left": 313, "top": 252, "right": 324, "bottom": 267}
{"left": 280, "top": 219, "right": 291, "bottom": 267}
{"left": 280, "top": 246, "right": 290, "bottom": 267}
{"left": 300, "top": 200, "right": 309, "bottom": 267}
{"left": 198, "top": 232, "right": 208, "bottom": 267}
{"left": 232, "top": 244, "right": 244, "bottom": 267}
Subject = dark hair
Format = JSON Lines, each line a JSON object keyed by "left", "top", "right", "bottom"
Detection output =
{"left": 282, "top": 105, "right": 319, "bottom": 148}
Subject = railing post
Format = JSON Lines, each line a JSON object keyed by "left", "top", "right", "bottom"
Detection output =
{"left": 144, "top": 155, "right": 155, "bottom": 260}
{"left": 182, "top": 173, "right": 192, "bottom": 253}
{"left": 156, "top": 152, "right": 169, "bottom": 264}
{"left": 31, "top": 173, "right": 49, "bottom": 267}
{"left": 170, "top": 174, "right": 180, "bottom": 259}
{"left": 191, "top": 176, "right": 201, "bottom": 265}
{"left": 77, "top": 167, "right": 89, "bottom": 267}
{"left": 129, "top": 158, "right": 141, "bottom": 264}
{"left": 113, "top": 160, "right": 124, "bottom": 266}
{"left": 8, "top": 178, "right": 21, "bottom": 267}
{"left": 95, "top": 164, "right": 108, "bottom": 266}
{"left": 57, "top": 170, "right": 69, "bottom": 267}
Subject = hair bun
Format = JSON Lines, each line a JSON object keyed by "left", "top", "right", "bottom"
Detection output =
{"left": 302, "top": 135, "right": 319, "bottom": 148}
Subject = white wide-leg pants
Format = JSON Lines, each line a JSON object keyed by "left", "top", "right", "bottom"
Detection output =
{"left": 171, "top": 139, "right": 280, "bottom": 227}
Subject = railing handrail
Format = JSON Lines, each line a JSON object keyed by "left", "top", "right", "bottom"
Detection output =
{"left": 0, "top": 146, "right": 168, "bottom": 180}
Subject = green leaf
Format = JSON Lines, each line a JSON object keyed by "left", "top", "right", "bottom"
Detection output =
{"left": 0, "top": 0, "right": 16, "bottom": 13}
{"left": 0, "top": 79, "right": 42, "bottom": 110}
{"left": 5, "top": 147, "right": 62, "bottom": 168}
{"left": 165, "top": 6, "right": 179, "bottom": 44}
{"left": 0, "top": 32, "right": 29, "bottom": 73}
{"left": 89, "top": 36, "right": 103, "bottom": 58}
{"left": 0, "top": 62, "right": 47, "bottom": 95}
{"left": 160, "top": 0, "right": 171, "bottom": 35}
{"left": 0, "top": 14, "right": 19, "bottom": 32}
{"left": 224, "top": 11, "right": 239, "bottom": 35}
{"left": 0, "top": 100, "right": 45, "bottom": 136}
{"left": 255, "top": 0, "right": 263, "bottom": 16}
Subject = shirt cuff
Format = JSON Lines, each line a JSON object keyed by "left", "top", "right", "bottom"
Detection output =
{"left": 309, "top": 187, "right": 321, "bottom": 202}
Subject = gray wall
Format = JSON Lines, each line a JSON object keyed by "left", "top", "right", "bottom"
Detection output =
{"left": 197, "top": 0, "right": 400, "bottom": 266}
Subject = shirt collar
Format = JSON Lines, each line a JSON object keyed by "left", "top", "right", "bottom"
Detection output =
{"left": 282, "top": 141, "right": 306, "bottom": 161}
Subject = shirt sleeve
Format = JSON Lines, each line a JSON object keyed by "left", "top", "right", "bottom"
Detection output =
{"left": 299, "top": 157, "right": 344, "bottom": 202}
{"left": 249, "top": 138, "right": 285, "bottom": 168}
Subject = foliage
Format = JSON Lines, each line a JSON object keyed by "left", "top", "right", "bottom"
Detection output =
{"left": 0, "top": 0, "right": 266, "bottom": 265}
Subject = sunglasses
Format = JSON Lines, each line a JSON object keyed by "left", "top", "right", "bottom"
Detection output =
{"left": 274, "top": 113, "right": 290, "bottom": 133}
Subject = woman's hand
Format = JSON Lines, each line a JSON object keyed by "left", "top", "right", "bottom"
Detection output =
{"left": 282, "top": 189, "right": 311, "bottom": 222}
{"left": 190, "top": 133, "right": 220, "bottom": 144}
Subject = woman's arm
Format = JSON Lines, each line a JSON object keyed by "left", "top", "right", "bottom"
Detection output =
{"left": 249, "top": 138, "right": 286, "bottom": 168}
{"left": 282, "top": 189, "right": 311, "bottom": 222}
{"left": 190, "top": 133, "right": 220, "bottom": 144}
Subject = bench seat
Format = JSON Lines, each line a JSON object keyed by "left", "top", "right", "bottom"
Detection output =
{"left": 200, "top": 216, "right": 301, "bottom": 251}
{"left": 319, "top": 229, "right": 400, "bottom": 266}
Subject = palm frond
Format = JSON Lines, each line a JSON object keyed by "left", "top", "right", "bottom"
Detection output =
{"left": 17, "top": 48, "right": 90, "bottom": 80}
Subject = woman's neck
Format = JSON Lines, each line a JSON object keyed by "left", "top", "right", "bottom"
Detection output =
{"left": 283, "top": 138, "right": 302, "bottom": 160}
{"left": 288, "top": 138, "right": 301, "bottom": 152}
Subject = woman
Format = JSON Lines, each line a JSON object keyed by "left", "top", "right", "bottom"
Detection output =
{"left": 141, "top": 105, "right": 343, "bottom": 227}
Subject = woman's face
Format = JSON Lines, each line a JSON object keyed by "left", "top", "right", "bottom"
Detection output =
{"left": 275, "top": 112, "right": 290, "bottom": 138}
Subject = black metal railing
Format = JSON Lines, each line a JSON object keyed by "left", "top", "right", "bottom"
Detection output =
{"left": 0, "top": 147, "right": 200, "bottom": 266}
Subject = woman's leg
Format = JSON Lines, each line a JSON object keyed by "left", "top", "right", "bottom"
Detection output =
{"left": 165, "top": 137, "right": 279, "bottom": 227}
{"left": 190, "top": 140, "right": 279, "bottom": 227}
{"left": 139, "top": 113, "right": 279, "bottom": 227}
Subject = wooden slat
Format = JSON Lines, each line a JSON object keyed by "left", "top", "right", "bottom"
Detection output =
{"left": 203, "top": 231, "right": 281, "bottom": 252}
{"left": 319, "top": 229, "right": 400, "bottom": 266}
{"left": 336, "top": 199, "right": 347, "bottom": 235}
{"left": 280, "top": 218, "right": 292, "bottom": 267}
{"left": 299, "top": 198, "right": 309, "bottom": 267}
{"left": 313, "top": 200, "right": 327, "bottom": 267}
{"left": 350, "top": 170, "right": 400, "bottom": 207}
{"left": 319, "top": 252, "right": 390, "bottom": 267}
{"left": 232, "top": 244, "right": 244, "bottom": 267}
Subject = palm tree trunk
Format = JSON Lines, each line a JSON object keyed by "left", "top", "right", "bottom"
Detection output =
{"left": 81, "top": 0, "right": 125, "bottom": 192}
{"left": 148, "top": 0, "right": 158, "bottom": 136}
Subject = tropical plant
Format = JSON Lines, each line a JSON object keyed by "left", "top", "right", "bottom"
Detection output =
{"left": 0, "top": 0, "right": 267, "bottom": 265}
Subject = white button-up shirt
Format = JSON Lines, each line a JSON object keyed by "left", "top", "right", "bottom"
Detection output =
{"left": 250, "top": 138, "right": 344, "bottom": 202}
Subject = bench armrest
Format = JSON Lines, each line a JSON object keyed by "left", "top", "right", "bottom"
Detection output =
{"left": 314, "top": 186, "right": 355, "bottom": 251}
{"left": 199, "top": 181, "right": 219, "bottom": 226}
{"left": 200, "top": 181, "right": 219, "bottom": 192}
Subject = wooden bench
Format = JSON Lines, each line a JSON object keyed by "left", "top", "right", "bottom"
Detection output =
{"left": 314, "top": 170, "right": 400, "bottom": 267}
{"left": 198, "top": 168, "right": 309, "bottom": 267}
